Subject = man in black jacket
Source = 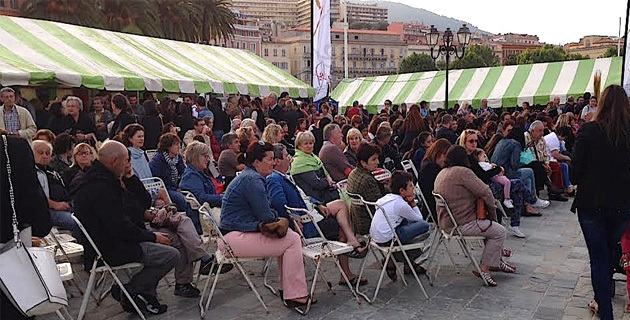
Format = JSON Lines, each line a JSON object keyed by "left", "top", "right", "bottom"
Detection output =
{"left": 436, "top": 114, "right": 458, "bottom": 145}
{"left": 74, "top": 141, "right": 179, "bottom": 315}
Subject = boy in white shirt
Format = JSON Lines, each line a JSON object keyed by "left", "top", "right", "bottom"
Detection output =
{"left": 370, "top": 171, "right": 429, "bottom": 277}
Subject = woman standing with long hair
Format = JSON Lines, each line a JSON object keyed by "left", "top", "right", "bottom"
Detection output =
{"left": 572, "top": 85, "right": 630, "bottom": 319}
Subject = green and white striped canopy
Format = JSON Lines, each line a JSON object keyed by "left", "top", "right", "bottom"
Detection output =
{"left": 0, "top": 16, "right": 314, "bottom": 97}
{"left": 332, "top": 57, "right": 622, "bottom": 113}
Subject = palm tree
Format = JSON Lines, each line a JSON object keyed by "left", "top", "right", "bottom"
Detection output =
{"left": 155, "top": 0, "right": 204, "bottom": 42}
{"left": 198, "top": 0, "right": 235, "bottom": 43}
{"left": 21, "top": 0, "right": 104, "bottom": 29}
{"left": 97, "top": 0, "right": 163, "bottom": 37}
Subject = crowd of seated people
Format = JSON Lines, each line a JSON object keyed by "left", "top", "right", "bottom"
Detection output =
{"left": 3, "top": 85, "right": 600, "bottom": 316}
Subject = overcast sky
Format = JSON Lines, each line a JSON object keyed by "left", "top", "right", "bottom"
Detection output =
{"left": 392, "top": 0, "right": 628, "bottom": 44}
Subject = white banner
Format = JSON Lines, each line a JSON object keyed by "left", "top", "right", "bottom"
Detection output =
{"left": 312, "top": 0, "right": 331, "bottom": 101}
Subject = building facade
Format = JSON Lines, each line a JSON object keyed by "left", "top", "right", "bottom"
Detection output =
{"left": 564, "top": 35, "right": 621, "bottom": 58}
{"left": 216, "top": 12, "right": 262, "bottom": 56}
{"left": 0, "top": 0, "right": 22, "bottom": 16}
{"left": 262, "top": 25, "right": 407, "bottom": 85}
{"left": 490, "top": 33, "right": 543, "bottom": 64}
{"left": 345, "top": 2, "right": 388, "bottom": 24}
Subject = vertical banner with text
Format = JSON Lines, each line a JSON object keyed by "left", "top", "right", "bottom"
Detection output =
{"left": 312, "top": 0, "right": 331, "bottom": 102}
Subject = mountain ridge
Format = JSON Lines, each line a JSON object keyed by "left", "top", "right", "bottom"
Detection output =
{"left": 354, "top": 0, "right": 493, "bottom": 35}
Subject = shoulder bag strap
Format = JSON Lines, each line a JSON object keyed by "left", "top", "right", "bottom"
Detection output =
{"left": 2, "top": 135, "right": 21, "bottom": 246}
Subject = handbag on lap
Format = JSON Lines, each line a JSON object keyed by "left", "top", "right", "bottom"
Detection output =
{"left": 0, "top": 135, "right": 68, "bottom": 317}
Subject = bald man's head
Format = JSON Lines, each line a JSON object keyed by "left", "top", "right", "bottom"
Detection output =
{"left": 98, "top": 140, "right": 129, "bottom": 179}
{"left": 32, "top": 140, "right": 52, "bottom": 166}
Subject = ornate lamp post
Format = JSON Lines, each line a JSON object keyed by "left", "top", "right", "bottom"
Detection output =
{"left": 427, "top": 24, "right": 471, "bottom": 109}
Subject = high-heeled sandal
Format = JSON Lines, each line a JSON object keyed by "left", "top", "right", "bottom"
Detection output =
{"left": 472, "top": 270, "right": 498, "bottom": 286}
{"left": 499, "top": 261, "right": 516, "bottom": 273}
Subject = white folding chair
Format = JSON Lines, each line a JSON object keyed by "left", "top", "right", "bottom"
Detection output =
{"left": 71, "top": 215, "right": 146, "bottom": 320}
{"left": 426, "top": 192, "right": 489, "bottom": 286}
{"left": 401, "top": 160, "right": 419, "bottom": 181}
{"left": 141, "top": 177, "right": 172, "bottom": 204}
{"left": 198, "top": 203, "right": 270, "bottom": 318}
{"left": 495, "top": 199, "right": 511, "bottom": 228}
{"left": 335, "top": 179, "right": 348, "bottom": 191}
{"left": 145, "top": 149, "right": 158, "bottom": 161}
{"left": 285, "top": 205, "right": 361, "bottom": 314}
{"left": 42, "top": 229, "right": 85, "bottom": 296}
{"left": 351, "top": 195, "right": 430, "bottom": 303}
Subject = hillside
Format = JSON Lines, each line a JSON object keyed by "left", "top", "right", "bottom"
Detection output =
{"left": 357, "top": 0, "right": 492, "bottom": 35}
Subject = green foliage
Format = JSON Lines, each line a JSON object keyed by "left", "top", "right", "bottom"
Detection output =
{"left": 449, "top": 45, "right": 499, "bottom": 69}
{"left": 601, "top": 46, "right": 619, "bottom": 58}
{"left": 505, "top": 54, "right": 518, "bottom": 65}
{"left": 516, "top": 44, "right": 588, "bottom": 64}
{"left": 21, "top": 0, "right": 235, "bottom": 42}
{"left": 398, "top": 53, "right": 437, "bottom": 74}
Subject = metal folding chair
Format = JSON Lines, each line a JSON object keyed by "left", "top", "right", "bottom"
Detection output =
{"left": 71, "top": 215, "right": 146, "bottom": 320}
{"left": 141, "top": 177, "right": 172, "bottom": 204}
{"left": 351, "top": 195, "right": 430, "bottom": 303}
{"left": 401, "top": 159, "right": 419, "bottom": 181}
{"left": 426, "top": 192, "right": 489, "bottom": 286}
{"left": 285, "top": 205, "right": 361, "bottom": 314}
{"left": 198, "top": 203, "right": 270, "bottom": 318}
{"left": 145, "top": 149, "right": 158, "bottom": 162}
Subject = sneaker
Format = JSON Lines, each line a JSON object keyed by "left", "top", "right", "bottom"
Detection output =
{"left": 502, "top": 199, "right": 514, "bottom": 209}
{"left": 137, "top": 293, "right": 168, "bottom": 315}
{"left": 509, "top": 226, "right": 526, "bottom": 238}
{"left": 532, "top": 198, "right": 550, "bottom": 209}
{"left": 174, "top": 283, "right": 200, "bottom": 298}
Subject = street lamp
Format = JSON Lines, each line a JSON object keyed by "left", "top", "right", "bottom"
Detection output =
{"left": 428, "top": 24, "right": 471, "bottom": 109}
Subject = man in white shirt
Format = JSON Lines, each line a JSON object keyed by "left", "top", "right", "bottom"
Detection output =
{"left": 544, "top": 126, "right": 574, "bottom": 194}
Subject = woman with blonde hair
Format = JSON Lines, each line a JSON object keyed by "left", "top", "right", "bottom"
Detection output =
{"left": 344, "top": 128, "right": 363, "bottom": 167}
{"left": 236, "top": 126, "right": 257, "bottom": 154}
{"left": 262, "top": 124, "right": 284, "bottom": 144}
{"left": 62, "top": 142, "right": 97, "bottom": 189}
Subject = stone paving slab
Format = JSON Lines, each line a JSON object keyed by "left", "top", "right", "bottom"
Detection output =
{"left": 42, "top": 197, "right": 630, "bottom": 319}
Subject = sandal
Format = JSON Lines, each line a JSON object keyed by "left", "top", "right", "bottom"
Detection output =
{"left": 524, "top": 210, "right": 542, "bottom": 217}
{"left": 587, "top": 300, "right": 598, "bottom": 314}
{"left": 498, "top": 261, "right": 516, "bottom": 273}
{"left": 338, "top": 276, "right": 368, "bottom": 287}
{"left": 346, "top": 241, "right": 368, "bottom": 259}
{"left": 502, "top": 248, "right": 512, "bottom": 257}
{"left": 472, "top": 270, "right": 498, "bottom": 287}
{"left": 284, "top": 296, "right": 317, "bottom": 308}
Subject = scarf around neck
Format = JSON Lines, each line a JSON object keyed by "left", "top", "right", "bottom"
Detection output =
{"left": 162, "top": 151, "right": 180, "bottom": 187}
{"left": 290, "top": 149, "right": 328, "bottom": 176}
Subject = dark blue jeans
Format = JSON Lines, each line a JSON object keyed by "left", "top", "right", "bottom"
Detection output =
{"left": 578, "top": 208, "right": 630, "bottom": 320}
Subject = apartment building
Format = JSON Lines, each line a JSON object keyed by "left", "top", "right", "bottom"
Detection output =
{"left": 262, "top": 25, "right": 407, "bottom": 85}
{"left": 345, "top": 2, "right": 388, "bottom": 24}
{"left": 490, "top": 33, "right": 543, "bottom": 64}
{"left": 564, "top": 35, "right": 621, "bottom": 58}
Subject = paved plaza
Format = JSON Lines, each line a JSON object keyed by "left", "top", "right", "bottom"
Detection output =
{"left": 46, "top": 199, "right": 630, "bottom": 320}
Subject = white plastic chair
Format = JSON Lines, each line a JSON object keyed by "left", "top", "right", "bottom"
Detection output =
{"left": 141, "top": 177, "right": 172, "bottom": 204}
{"left": 351, "top": 195, "right": 430, "bottom": 303}
{"left": 145, "top": 149, "right": 158, "bottom": 162}
{"left": 285, "top": 205, "right": 361, "bottom": 314}
{"left": 198, "top": 203, "right": 270, "bottom": 318}
{"left": 71, "top": 215, "right": 146, "bottom": 320}
{"left": 427, "top": 192, "right": 489, "bottom": 286}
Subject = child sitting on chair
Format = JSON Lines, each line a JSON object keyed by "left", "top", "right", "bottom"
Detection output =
{"left": 472, "top": 148, "right": 514, "bottom": 209}
{"left": 370, "top": 171, "right": 430, "bottom": 281}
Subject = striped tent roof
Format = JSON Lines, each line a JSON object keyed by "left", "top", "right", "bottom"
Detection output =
{"left": 331, "top": 57, "right": 622, "bottom": 113}
{"left": 0, "top": 16, "right": 314, "bottom": 97}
